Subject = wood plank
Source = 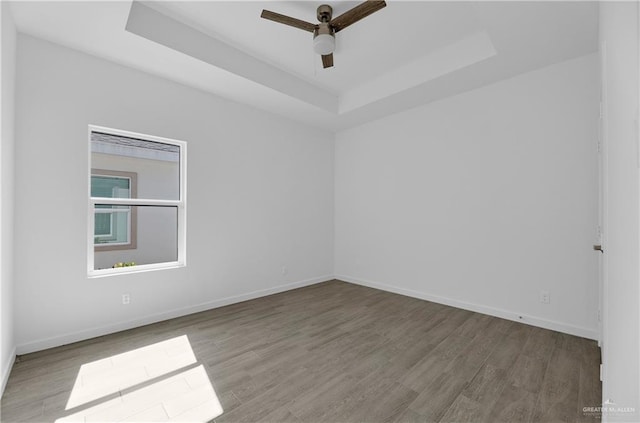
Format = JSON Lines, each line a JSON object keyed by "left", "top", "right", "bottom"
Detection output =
{"left": 348, "top": 382, "right": 418, "bottom": 423}
{"left": 408, "top": 366, "right": 471, "bottom": 421}
{"left": 485, "top": 323, "right": 531, "bottom": 371}
{"left": 439, "top": 394, "right": 483, "bottom": 423}
{"left": 485, "top": 384, "right": 537, "bottom": 422}
{"left": 531, "top": 346, "right": 580, "bottom": 423}
{"left": 507, "top": 354, "right": 548, "bottom": 394}
{"left": 391, "top": 407, "right": 428, "bottom": 423}
{"left": 462, "top": 363, "right": 508, "bottom": 406}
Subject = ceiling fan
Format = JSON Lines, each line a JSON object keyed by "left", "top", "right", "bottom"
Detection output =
{"left": 260, "top": 1, "right": 387, "bottom": 69}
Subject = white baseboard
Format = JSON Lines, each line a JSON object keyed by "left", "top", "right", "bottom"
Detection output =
{"left": 1, "top": 346, "right": 16, "bottom": 397}
{"left": 16, "top": 275, "right": 333, "bottom": 355}
{"left": 15, "top": 273, "right": 598, "bottom": 355}
{"left": 336, "top": 274, "right": 599, "bottom": 341}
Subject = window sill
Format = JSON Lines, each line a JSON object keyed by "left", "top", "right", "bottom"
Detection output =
{"left": 88, "top": 261, "right": 185, "bottom": 278}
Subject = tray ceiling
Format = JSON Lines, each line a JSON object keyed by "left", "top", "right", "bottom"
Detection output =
{"left": 10, "top": 1, "right": 598, "bottom": 131}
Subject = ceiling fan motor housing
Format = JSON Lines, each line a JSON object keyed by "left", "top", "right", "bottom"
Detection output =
{"left": 317, "top": 4, "right": 333, "bottom": 22}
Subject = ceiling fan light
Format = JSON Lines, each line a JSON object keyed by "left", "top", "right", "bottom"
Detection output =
{"left": 313, "top": 33, "right": 335, "bottom": 55}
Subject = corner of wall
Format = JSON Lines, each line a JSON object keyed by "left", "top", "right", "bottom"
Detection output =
{"left": 0, "top": 347, "right": 15, "bottom": 395}
{"left": 1, "top": 0, "right": 18, "bottom": 397}
{"left": 331, "top": 131, "right": 337, "bottom": 277}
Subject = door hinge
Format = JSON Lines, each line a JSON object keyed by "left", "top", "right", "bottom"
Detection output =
{"left": 599, "top": 101, "right": 604, "bottom": 119}
{"left": 600, "top": 364, "right": 603, "bottom": 381}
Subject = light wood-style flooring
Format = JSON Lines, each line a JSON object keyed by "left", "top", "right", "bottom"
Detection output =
{"left": 1, "top": 280, "right": 601, "bottom": 422}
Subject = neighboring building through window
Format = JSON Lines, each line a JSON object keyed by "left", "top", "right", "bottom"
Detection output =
{"left": 92, "top": 170, "right": 138, "bottom": 250}
{"left": 88, "top": 126, "right": 186, "bottom": 276}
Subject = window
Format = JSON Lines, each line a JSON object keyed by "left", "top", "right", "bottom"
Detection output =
{"left": 88, "top": 126, "right": 186, "bottom": 276}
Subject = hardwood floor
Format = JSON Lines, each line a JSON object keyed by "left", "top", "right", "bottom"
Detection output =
{"left": 0, "top": 280, "right": 601, "bottom": 422}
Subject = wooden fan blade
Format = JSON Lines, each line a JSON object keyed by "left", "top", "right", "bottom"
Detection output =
{"left": 321, "top": 53, "right": 334, "bottom": 68}
{"left": 261, "top": 10, "right": 317, "bottom": 33}
{"left": 331, "top": 0, "right": 386, "bottom": 32}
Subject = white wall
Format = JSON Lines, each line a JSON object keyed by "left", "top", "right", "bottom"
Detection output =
{"left": 335, "top": 53, "right": 600, "bottom": 339}
{"left": 599, "top": 2, "right": 640, "bottom": 421}
{"left": 0, "top": 1, "right": 17, "bottom": 394}
{"left": 13, "top": 35, "right": 334, "bottom": 353}
{"left": 92, "top": 153, "right": 179, "bottom": 269}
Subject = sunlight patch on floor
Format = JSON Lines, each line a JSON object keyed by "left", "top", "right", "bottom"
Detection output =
{"left": 57, "top": 365, "right": 222, "bottom": 422}
{"left": 66, "top": 335, "right": 196, "bottom": 410}
{"left": 58, "top": 335, "right": 222, "bottom": 423}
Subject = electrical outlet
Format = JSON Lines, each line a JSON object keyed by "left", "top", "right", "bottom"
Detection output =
{"left": 281, "top": 266, "right": 288, "bottom": 275}
{"left": 122, "top": 293, "right": 130, "bottom": 305}
{"left": 540, "top": 290, "right": 550, "bottom": 304}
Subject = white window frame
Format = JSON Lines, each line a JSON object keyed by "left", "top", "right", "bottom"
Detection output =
{"left": 88, "top": 125, "right": 187, "bottom": 277}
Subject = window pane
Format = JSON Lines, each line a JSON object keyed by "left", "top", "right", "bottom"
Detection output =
{"left": 91, "top": 175, "right": 130, "bottom": 198}
{"left": 94, "top": 213, "right": 112, "bottom": 236}
{"left": 94, "top": 207, "right": 130, "bottom": 245}
{"left": 93, "top": 206, "right": 178, "bottom": 270}
{"left": 91, "top": 131, "right": 180, "bottom": 201}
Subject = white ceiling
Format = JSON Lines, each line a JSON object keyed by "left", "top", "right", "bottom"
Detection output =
{"left": 9, "top": 1, "right": 598, "bottom": 131}
{"left": 154, "top": 1, "right": 487, "bottom": 93}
